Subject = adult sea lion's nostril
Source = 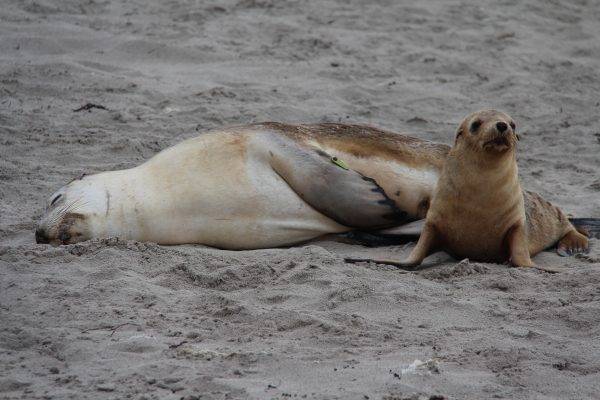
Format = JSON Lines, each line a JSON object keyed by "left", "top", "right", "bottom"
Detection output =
{"left": 35, "top": 228, "right": 49, "bottom": 244}
{"left": 59, "top": 231, "right": 71, "bottom": 244}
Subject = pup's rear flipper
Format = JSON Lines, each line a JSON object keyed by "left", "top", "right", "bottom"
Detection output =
{"left": 569, "top": 218, "right": 600, "bottom": 239}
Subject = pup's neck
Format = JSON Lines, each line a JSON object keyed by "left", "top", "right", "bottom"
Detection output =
{"left": 445, "top": 146, "right": 520, "bottom": 192}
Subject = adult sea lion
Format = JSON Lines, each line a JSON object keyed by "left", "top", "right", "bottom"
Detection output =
{"left": 35, "top": 123, "right": 447, "bottom": 249}
{"left": 346, "top": 110, "right": 592, "bottom": 271}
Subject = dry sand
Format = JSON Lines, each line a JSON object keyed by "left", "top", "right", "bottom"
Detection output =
{"left": 1, "top": 0, "right": 600, "bottom": 399}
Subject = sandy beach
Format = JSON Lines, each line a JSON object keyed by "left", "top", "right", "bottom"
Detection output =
{"left": 1, "top": 0, "right": 600, "bottom": 399}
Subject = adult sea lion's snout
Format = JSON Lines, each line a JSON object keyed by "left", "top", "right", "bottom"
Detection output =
{"left": 36, "top": 213, "right": 88, "bottom": 245}
{"left": 35, "top": 179, "right": 102, "bottom": 245}
{"left": 35, "top": 227, "right": 50, "bottom": 244}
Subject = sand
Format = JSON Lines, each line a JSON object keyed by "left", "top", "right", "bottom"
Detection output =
{"left": 1, "top": 0, "right": 600, "bottom": 399}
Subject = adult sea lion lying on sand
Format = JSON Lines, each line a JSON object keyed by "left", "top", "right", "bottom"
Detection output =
{"left": 36, "top": 123, "right": 447, "bottom": 249}
{"left": 346, "top": 110, "right": 595, "bottom": 271}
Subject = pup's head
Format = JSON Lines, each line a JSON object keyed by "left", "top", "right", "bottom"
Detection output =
{"left": 454, "top": 109, "right": 519, "bottom": 155}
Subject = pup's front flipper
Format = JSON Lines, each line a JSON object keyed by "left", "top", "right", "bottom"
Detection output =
{"left": 531, "top": 265, "right": 566, "bottom": 274}
{"left": 506, "top": 223, "right": 535, "bottom": 268}
{"left": 344, "top": 222, "right": 439, "bottom": 270}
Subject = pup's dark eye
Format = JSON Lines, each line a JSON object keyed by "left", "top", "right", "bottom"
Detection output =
{"left": 50, "top": 194, "right": 62, "bottom": 206}
{"left": 510, "top": 121, "right": 516, "bottom": 130}
{"left": 469, "top": 120, "right": 481, "bottom": 134}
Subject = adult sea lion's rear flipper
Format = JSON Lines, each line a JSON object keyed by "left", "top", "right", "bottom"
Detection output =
{"left": 373, "top": 219, "right": 425, "bottom": 236}
{"left": 569, "top": 218, "right": 600, "bottom": 239}
{"left": 338, "top": 220, "right": 425, "bottom": 247}
{"left": 267, "top": 136, "right": 409, "bottom": 228}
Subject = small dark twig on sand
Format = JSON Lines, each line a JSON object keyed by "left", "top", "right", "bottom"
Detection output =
{"left": 168, "top": 340, "right": 188, "bottom": 349}
{"left": 73, "top": 103, "right": 108, "bottom": 112}
{"left": 81, "top": 322, "right": 141, "bottom": 336}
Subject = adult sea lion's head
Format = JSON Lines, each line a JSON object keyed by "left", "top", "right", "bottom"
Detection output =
{"left": 35, "top": 175, "right": 104, "bottom": 245}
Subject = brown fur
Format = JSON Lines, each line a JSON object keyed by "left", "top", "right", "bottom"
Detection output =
{"left": 255, "top": 122, "right": 449, "bottom": 170}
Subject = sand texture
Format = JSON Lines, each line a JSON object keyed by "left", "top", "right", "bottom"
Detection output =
{"left": 1, "top": 0, "right": 600, "bottom": 399}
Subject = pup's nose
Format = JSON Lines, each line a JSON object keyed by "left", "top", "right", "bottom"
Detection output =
{"left": 496, "top": 121, "right": 508, "bottom": 133}
{"left": 35, "top": 228, "right": 50, "bottom": 244}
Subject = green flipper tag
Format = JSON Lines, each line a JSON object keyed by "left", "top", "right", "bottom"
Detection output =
{"left": 331, "top": 156, "right": 349, "bottom": 170}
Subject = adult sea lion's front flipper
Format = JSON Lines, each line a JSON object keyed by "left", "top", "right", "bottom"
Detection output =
{"left": 266, "top": 135, "right": 409, "bottom": 229}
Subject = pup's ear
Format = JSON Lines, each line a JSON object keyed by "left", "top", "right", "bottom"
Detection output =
{"left": 454, "top": 127, "right": 463, "bottom": 145}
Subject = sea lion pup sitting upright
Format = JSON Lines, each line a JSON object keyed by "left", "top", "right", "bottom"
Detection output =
{"left": 347, "top": 110, "right": 589, "bottom": 270}
{"left": 35, "top": 123, "right": 448, "bottom": 249}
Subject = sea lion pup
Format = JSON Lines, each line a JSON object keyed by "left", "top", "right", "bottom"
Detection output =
{"left": 35, "top": 123, "right": 448, "bottom": 249}
{"left": 346, "top": 110, "right": 589, "bottom": 271}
